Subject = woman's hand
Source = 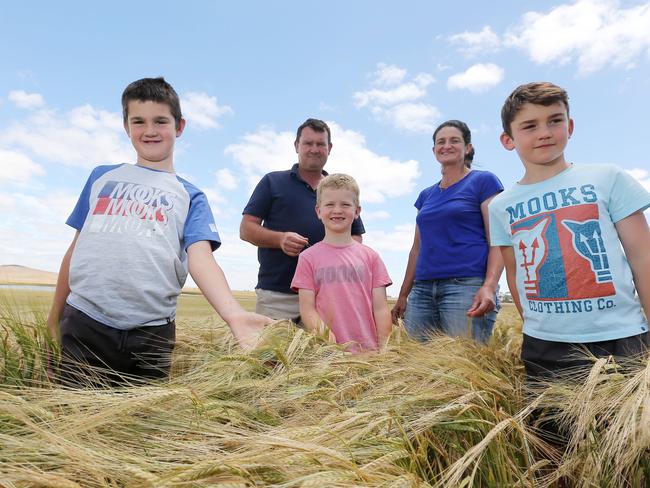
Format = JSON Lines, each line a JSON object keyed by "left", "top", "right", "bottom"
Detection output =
{"left": 466, "top": 285, "right": 496, "bottom": 317}
{"left": 391, "top": 296, "right": 408, "bottom": 324}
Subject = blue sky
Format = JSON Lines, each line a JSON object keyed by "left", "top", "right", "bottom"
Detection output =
{"left": 2, "top": 0, "right": 649, "bottom": 292}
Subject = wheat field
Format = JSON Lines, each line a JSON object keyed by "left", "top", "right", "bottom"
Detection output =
{"left": 0, "top": 288, "right": 648, "bottom": 487}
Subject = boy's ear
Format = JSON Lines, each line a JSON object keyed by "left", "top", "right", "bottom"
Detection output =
{"left": 176, "top": 118, "right": 186, "bottom": 137}
{"left": 355, "top": 205, "right": 361, "bottom": 218}
{"left": 123, "top": 120, "right": 130, "bottom": 136}
{"left": 568, "top": 118, "right": 574, "bottom": 138}
{"left": 500, "top": 132, "right": 516, "bottom": 151}
{"left": 315, "top": 204, "right": 322, "bottom": 220}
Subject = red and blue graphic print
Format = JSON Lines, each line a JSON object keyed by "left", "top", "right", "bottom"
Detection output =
{"left": 511, "top": 203, "right": 615, "bottom": 301}
{"left": 88, "top": 180, "right": 175, "bottom": 236}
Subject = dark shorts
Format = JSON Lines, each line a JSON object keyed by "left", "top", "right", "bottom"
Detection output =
{"left": 58, "top": 304, "right": 176, "bottom": 387}
{"left": 521, "top": 332, "right": 650, "bottom": 383}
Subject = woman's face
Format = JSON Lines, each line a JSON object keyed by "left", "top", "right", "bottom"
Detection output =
{"left": 433, "top": 126, "right": 470, "bottom": 166}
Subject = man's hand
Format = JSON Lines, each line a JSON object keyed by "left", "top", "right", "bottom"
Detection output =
{"left": 466, "top": 285, "right": 496, "bottom": 317}
{"left": 280, "top": 232, "right": 309, "bottom": 257}
{"left": 227, "top": 311, "right": 273, "bottom": 351}
{"left": 391, "top": 296, "right": 407, "bottom": 324}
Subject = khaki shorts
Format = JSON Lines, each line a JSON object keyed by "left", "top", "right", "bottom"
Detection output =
{"left": 255, "top": 288, "right": 301, "bottom": 321}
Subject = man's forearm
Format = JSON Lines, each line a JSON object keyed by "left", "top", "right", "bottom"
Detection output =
{"left": 240, "top": 220, "right": 283, "bottom": 249}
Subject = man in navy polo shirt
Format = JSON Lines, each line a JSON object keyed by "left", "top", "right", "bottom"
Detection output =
{"left": 240, "top": 118, "right": 365, "bottom": 321}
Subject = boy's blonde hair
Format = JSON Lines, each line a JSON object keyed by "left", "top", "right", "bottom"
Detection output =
{"left": 316, "top": 173, "right": 360, "bottom": 206}
{"left": 501, "top": 81, "right": 570, "bottom": 137}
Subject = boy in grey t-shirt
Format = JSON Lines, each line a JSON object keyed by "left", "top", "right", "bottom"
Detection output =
{"left": 47, "top": 77, "right": 271, "bottom": 386}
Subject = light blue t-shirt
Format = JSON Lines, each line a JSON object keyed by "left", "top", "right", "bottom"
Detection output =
{"left": 66, "top": 163, "right": 221, "bottom": 329}
{"left": 489, "top": 164, "right": 650, "bottom": 343}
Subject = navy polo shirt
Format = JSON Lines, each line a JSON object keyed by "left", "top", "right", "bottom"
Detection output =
{"left": 243, "top": 164, "right": 366, "bottom": 294}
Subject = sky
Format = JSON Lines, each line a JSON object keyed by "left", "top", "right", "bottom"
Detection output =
{"left": 1, "top": 0, "right": 650, "bottom": 294}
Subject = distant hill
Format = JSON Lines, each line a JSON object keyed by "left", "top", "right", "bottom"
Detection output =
{"left": 0, "top": 265, "right": 59, "bottom": 285}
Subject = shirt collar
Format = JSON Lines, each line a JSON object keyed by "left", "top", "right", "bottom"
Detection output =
{"left": 290, "top": 163, "right": 328, "bottom": 184}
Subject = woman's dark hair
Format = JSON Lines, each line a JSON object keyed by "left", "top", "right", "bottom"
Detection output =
{"left": 432, "top": 119, "right": 474, "bottom": 168}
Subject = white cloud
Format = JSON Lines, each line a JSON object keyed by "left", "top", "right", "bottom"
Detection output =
{"left": 363, "top": 223, "right": 415, "bottom": 253}
{"left": 354, "top": 63, "right": 439, "bottom": 133}
{"left": 225, "top": 122, "right": 421, "bottom": 203}
{"left": 2, "top": 104, "right": 132, "bottom": 168}
{"left": 215, "top": 168, "right": 238, "bottom": 190}
{"left": 378, "top": 103, "right": 441, "bottom": 133}
{"left": 8, "top": 90, "right": 45, "bottom": 109}
{"left": 211, "top": 228, "right": 261, "bottom": 291}
{"left": 181, "top": 92, "right": 233, "bottom": 130}
{"left": 354, "top": 81, "right": 430, "bottom": 108}
{"left": 0, "top": 190, "right": 78, "bottom": 271}
{"left": 504, "top": 0, "right": 650, "bottom": 74}
{"left": 372, "top": 63, "right": 407, "bottom": 86}
{"left": 361, "top": 210, "right": 390, "bottom": 221}
{"left": 448, "top": 26, "right": 501, "bottom": 56}
{"left": 0, "top": 149, "right": 45, "bottom": 184}
{"left": 447, "top": 63, "right": 505, "bottom": 93}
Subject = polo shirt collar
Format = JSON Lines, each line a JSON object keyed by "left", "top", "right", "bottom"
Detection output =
{"left": 290, "top": 163, "right": 328, "bottom": 187}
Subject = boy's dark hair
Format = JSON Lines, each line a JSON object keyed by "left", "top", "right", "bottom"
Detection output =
{"left": 122, "top": 77, "right": 182, "bottom": 128}
{"left": 432, "top": 119, "right": 475, "bottom": 168}
{"left": 295, "top": 118, "right": 332, "bottom": 145}
{"left": 501, "top": 82, "right": 570, "bottom": 137}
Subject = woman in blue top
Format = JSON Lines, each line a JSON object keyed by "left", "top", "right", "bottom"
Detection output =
{"left": 392, "top": 120, "right": 504, "bottom": 343}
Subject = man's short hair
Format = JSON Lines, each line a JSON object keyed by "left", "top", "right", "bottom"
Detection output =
{"left": 122, "top": 77, "right": 183, "bottom": 128}
{"left": 501, "top": 82, "right": 570, "bottom": 137}
{"left": 295, "top": 118, "right": 332, "bottom": 145}
{"left": 317, "top": 173, "right": 360, "bottom": 206}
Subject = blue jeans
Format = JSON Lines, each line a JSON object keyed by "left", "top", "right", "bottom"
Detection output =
{"left": 403, "top": 277, "right": 499, "bottom": 344}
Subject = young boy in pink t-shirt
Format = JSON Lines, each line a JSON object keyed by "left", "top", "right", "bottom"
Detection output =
{"left": 291, "top": 174, "right": 392, "bottom": 352}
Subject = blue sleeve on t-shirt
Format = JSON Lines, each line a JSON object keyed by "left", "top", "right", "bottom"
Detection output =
{"left": 414, "top": 186, "right": 433, "bottom": 211}
{"left": 178, "top": 177, "right": 221, "bottom": 252}
{"left": 242, "top": 174, "right": 272, "bottom": 219}
{"left": 66, "top": 164, "right": 122, "bottom": 230}
{"left": 476, "top": 171, "right": 504, "bottom": 203}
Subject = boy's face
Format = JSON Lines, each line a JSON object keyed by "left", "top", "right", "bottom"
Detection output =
{"left": 124, "top": 100, "right": 185, "bottom": 169}
{"left": 316, "top": 187, "right": 360, "bottom": 234}
{"left": 500, "top": 102, "right": 574, "bottom": 169}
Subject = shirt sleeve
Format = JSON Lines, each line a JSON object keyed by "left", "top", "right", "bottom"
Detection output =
{"left": 414, "top": 188, "right": 428, "bottom": 211}
{"left": 351, "top": 216, "right": 366, "bottom": 235}
{"left": 242, "top": 174, "right": 272, "bottom": 220}
{"left": 371, "top": 250, "right": 392, "bottom": 288}
{"left": 66, "top": 165, "right": 117, "bottom": 230}
{"left": 488, "top": 197, "right": 512, "bottom": 247}
{"left": 183, "top": 185, "right": 221, "bottom": 251}
{"left": 477, "top": 171, "right": 505, "bottom": 203}
{"left": 608, "top": 166, "right": 650, "bottom": 223}
{"left": 290, "top": 253, "right": 316, "bottom": 292}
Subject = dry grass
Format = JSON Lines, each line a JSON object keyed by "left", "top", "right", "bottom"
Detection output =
{"left": 0, "top": 289, "right": 648, "bottom": 487}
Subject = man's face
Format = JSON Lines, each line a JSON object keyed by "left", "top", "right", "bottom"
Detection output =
{"left": 295, "top": 127, "right": 332, "bottom": 173}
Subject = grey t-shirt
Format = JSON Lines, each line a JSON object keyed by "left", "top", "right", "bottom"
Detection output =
{"left": 66, "top": 163, "right": 220, "bottom": 329}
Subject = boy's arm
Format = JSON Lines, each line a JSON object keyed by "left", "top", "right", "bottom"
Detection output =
{"left": 188, "top": 241, "right": 272, "bottom": 350}
{"left": 468, "top": 195, "right": 504, "bottom": 317}
{"left": 391, "top": 226, "right": 420, "bottom": 323}
{"left": 500, "top": 246, "right": 523, "bottom": 319}
{"left": 298, "top": 288, "right": 337, "bottom": 342}
{"left": 47, "top": 231, "right": 80, "bottom": 341}
{"left": 372, "top": 286, "right": 392, "bottom": 349}
{"left": 298, "top": 288, "right": 322, "bottom": 332}
{"left": 615, "top": 210, "right": 650, "bottom": 317}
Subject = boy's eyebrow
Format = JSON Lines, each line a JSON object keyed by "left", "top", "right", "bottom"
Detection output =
{"left": 517, "top": 112, "right": 566, "bottom": 126}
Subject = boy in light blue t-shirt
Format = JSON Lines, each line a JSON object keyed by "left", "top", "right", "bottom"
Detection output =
{"left": 489, "top": 82, "right": 650, "bottom": 381}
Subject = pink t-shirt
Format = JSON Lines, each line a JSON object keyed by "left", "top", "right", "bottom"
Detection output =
{"left": 291, "top": 241, "right": 392, "bottom": 352}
